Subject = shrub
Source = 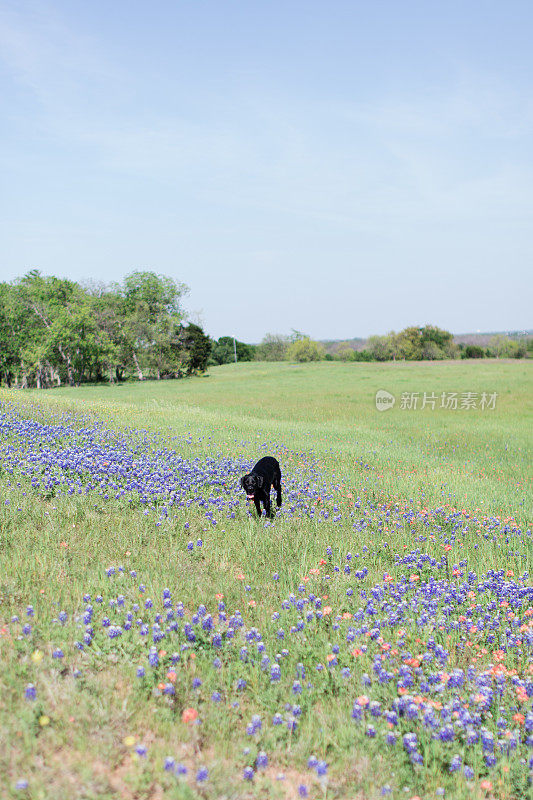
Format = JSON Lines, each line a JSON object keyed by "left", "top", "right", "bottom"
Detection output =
{"left": 463, "top": 345, "right": 485, "bottom": 359}
{"left": 336, "top": 344, "right": 356, "bottom": 362}
{"left": 256, "top": 334, "right": 290, "bottom": 361}
{"left": 210, "top": 337, "right": 256, "bottom": 365}
{"left": 286, "top": 337, "right": 325, "bottom": 362}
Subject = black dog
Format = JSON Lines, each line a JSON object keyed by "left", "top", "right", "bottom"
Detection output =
{"left": 240, "top": 456, "right": 282, "bottom": 518}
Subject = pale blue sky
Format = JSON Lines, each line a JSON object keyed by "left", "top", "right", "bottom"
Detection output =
{"left": 1, "top": 0, "right": 532, "bottom": 340}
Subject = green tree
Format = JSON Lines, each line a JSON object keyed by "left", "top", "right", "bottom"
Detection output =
{"left": 487, "top": 334, "right": 526, "bottom": 359}
{"left": 285, "top": 337, "right": 325, "bottom": 362}
{"left": 367, "top": 334, "right": 394, "bottom": 361}
{"left": 121, "top": 271, "right": 189, "bottom": 379}
{"left": 211, "top": 337, "right": 256, "bottom": 365}
{"left": 462, "top": 345, "right": 485, "bottom": 359}
{"left": 420, "top": 325, "right": 457, "bottom": 359}
{"left": 395, "top": 327, "right": 423, "bottom": 360}
{"left": 335, "top": 343, "right": 356, "bottom": 361}
{"left": 0, "top": 283, "right": 28, "bottom": 386}
{"left": 420, "top": 340, "right": 445, "bottom": 360}
{"left": 0, "top": 270, "right": 203, "bottom": 387}
{"left": 256, "top": 333, "right": 290, "bottom": 361}
{"left": 178, "top": 323, "right": 212, "bottom": 374}
{"left": 15, "top": 271, "right": 92, "bottom": 386}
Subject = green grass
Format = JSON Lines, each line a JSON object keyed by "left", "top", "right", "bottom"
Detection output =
{"left": 27, "top": 360, "right": 533, "bottom": 520}
{"left": 0, "top": 360, "right": 532, "bottom": 800}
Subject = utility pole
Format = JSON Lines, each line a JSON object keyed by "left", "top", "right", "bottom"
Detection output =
{"left": 233, "top": 337, "right": 237, "bottom": 364}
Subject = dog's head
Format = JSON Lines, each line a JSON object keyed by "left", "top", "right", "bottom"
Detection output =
{"left": 240, "top": 473, "right": 263, "bottom": 500}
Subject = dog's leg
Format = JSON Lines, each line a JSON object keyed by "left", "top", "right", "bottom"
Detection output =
{"left": 264, "top": 492, "right": 272, "bottom": 517}
{"left": 254, "top": 497, "right": 262, "bottom": 517}
{"left": 273, "top": 475, "right": 282, "bottom": 507}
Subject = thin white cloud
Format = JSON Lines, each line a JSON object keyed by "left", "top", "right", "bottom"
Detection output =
{"left": 0, "top": 2, "right": 123, "bottom": 103}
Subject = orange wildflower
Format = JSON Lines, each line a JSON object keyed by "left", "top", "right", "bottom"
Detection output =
{"left": 181, "top": 708, "right": 198, "bottom": 723}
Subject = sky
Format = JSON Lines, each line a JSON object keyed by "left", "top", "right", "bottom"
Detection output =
{"left": 1, "top": 0, "right": 532, "bottom": 341}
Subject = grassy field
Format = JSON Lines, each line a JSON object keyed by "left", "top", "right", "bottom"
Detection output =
{"left": 1, "top": 361, "right": 532, "bottom": 800}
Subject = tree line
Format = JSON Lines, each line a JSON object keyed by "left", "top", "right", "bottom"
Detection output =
{"left": 0, "top": 270, "right": 212, "bottom": 388}
{"left": 0, "top": 271, "right": 529, "bottom": 387}
{"left": 252, "top": 327, "right": 532, "bottom": 362}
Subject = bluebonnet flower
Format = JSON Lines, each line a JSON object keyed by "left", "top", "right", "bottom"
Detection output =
{"left": 196, "top": 767, "right": 208, "bottom": 782}
{"left": 24, "top": 684, "right": 36, "bottom": 701}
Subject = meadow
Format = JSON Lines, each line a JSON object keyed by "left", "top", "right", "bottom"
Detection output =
{"left": 0, "top": 360, "right": 532, "bottom": 800}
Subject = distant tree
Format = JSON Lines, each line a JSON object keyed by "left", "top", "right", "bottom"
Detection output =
{"left": 178, "top": 323, "right": 212, "bottom": 374}
{"left": 0, "top": 282, "right": 27, "bottom": 386}
{"left": 211, "top": 337, "right": 256, "bottom": 365}
{"left": 289, "top": 329, "right": 307, "bottom": 342}
{"left": 84, "top": 282, "right": 129, "bottom": 381}
{"left": 286, "top": 337, "right": 325, "bottom": 362}
{"left": 353, "top": 350, "right": 374, "bottom": 362}
{"left": 121, "top": 271, "right": 189, "bottom": 379}
{"left": 394, "top": 327, "right": 423, "bottom": 360}
{"left": 487, "top": 334, "right": 526, "bottom": 358}
{"left": 336, "top": 343, "right": 356, "bottom": 361}
{"left": 0, "top": 269, "right": 198, "bottom": 388}
{"left": 384, "top": 325, "right": 457, "bottom": 361}
{"left": 256, "top": 333, "right": 290, "bottom": 361}
{"left": 420, "top": 325, "right": 453, "bottom": 349}
{"left": 367, "top": 334, "right": 394, "bottom": 361}
{"left": 462, "top": 345, "right": 485, "bottom": 359}
{"left": 420, "top": 340, "right": 445, "bottom": 360}
{"left": 420, "top": 325, "right": 458, "bottom": 359}
{"left": 15, "top": 270, "right": 109, "bottom": 387}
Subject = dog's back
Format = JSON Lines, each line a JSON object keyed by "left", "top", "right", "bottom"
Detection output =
{"left": 252, "top": 456, "right": 280, "bottom": 477}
